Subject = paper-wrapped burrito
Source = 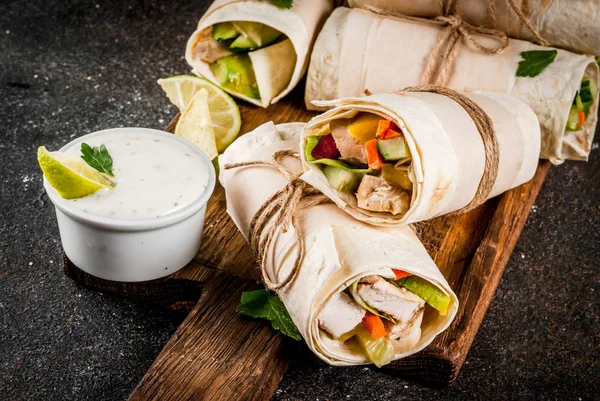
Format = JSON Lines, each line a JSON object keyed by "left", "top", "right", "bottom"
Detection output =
{"left": 185, "top": 0, "right": 332, "bottom": 107}
{"left": 348, "top": 0, "right": 600, "bottom": 56}
{"left": 299, "top": 90, "right": 540, "bottom": 226}
{"left": 305, "top": 8, "right": 599, "bottom": 163}
{"left": 219, "top": 122, "right": 458, "bottom": 366}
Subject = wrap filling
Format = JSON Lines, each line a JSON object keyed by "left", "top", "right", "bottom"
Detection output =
{"left": 317, "top": 270, "right": 450, "bottom": 367}
{"left": 305, "top": 112, "right": 413, "bottom": 216}
{"left": 190, "top": 21, "right": 290, "bottom": 100}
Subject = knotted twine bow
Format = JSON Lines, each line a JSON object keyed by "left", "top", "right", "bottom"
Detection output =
{"left": 223, "top": 150, "right": 330, "bottom": 290}
{"left": 362, "top": 2, "right": 510, "bottom": 86}
{"left": 364, "top": 0, "right": 550, "bottom": 86}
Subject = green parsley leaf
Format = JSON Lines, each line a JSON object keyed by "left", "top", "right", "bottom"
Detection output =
{"left": 516, "top": 50, "right": 558, "bottom": 78}
{"left": 237, "top": 288, "right": 301, "bottom": 340}
{"left": 80, "top": 143, "right": 114, "bottom": 177}
{"left": 264, "top": 0, "right": 292, "bottom": 9}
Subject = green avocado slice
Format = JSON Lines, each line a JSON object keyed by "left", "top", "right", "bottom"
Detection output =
{"left": 229, "top": 34, "right": 259, "bottom": 51}
{"left": 232, "top": 21, "right": 281, "bottom": 48}
{"left": 211, "top": 22, "right": 240, "bottom": 42}
{"left": 209, "top": 54, "right": 260, "bottom": 99}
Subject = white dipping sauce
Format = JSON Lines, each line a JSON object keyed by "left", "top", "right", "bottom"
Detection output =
{"left": 62, "top": 129, "right": 209, "bottom": 220}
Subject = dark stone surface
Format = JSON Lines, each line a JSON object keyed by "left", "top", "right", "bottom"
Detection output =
{"left": 0, "top": 0, "right": 598, "bottom": 400}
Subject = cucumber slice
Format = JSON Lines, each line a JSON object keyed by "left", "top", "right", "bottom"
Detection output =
{"left": 209, "top": 54, "right": 260, "bottom": 99}
{"left": 355, "top": 325, "right": 395, "bottom": 368}
{"left": 377, "top": 137, "right": 410, "bottom": 161}
{"left": 397, "top": 276, "right": 450, "bottom": 315}
{"left": 322, "top": 165, "right": 362, "bottom": 193}
{"left": 211, "top": 22, "right": 239, "bottom": 41}
{"left": 566, "top": 107, "right": 581, "bottom": 131}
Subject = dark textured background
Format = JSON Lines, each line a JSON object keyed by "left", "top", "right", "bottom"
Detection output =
{"left": 1, "top": 0, "right": 598, "bottom": 400}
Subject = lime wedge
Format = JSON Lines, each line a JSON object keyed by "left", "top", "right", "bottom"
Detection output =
{"left": 175, "top": 88, "right": 219, "bottom": 160}
{"left": 38, "top": 146, "right": 114, "bottom": 199}
{"left": 158, "top": 75, "right": 241, "bottom": 152}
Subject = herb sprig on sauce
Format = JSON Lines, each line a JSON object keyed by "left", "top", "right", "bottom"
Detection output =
{"left": 81, "top": 143, "right": 114, "bottom": 177}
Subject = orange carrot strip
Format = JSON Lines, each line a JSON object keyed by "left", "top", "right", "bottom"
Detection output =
{"left": 392, "top": 269, "right": 411, "bottom": 280}
{"left": 375, "top": 120, "right": 391, "bottom": 139}
{"left": 362, "top": 311, "right": 386, "bottom": 339}
{"left": 578, "top": 111, "right": 586, "bottom": 127}
{"left": 365, "top": 139, "right": 384, "bottom": 170}
{"left": 383, "top": 129, "right": 402, "bottom": 139}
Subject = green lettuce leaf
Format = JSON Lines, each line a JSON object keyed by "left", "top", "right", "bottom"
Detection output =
{"left": 237, "top": 289, "right": 301, "bottom": 340}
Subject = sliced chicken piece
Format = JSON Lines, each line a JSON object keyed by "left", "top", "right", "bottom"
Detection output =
{"left": 318, "top": 291, "right": 365, "bottom": 339}
{"left": 357, "top": 279, "right": 424, "bottom": 323}
{"left": 191, "top": 28, "right": 234, "bottom": 63}
{"left": 359, "top": 275, "right": 379, "bottom": 284}
{"left": 390, "top": 308, "right": 424, "bottom": 353}
{"left": 330, "top": 120, "right": 367, "bottom": 164}
{"left": 386, "top": 306, "right": 424, "bottom": 340}
{"left": 356, "top": 175, "right": 411, "bottom": 215}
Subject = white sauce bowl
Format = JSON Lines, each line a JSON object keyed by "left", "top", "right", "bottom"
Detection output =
{"left": 44, "top": 127, "right": 216, "bottom": 282}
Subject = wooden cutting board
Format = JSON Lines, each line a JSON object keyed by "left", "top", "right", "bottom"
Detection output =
{"left": 63, "top": 85, "right": 551, "bottom": 399}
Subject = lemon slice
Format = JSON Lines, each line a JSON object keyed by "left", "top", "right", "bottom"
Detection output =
{"left": 158, "top": 75, "right": 241, "bottom": 152}
{"left": 175, "top": 88, "right": 219, "bottom": 160}
{"left": 38, "top": 146, "right": 114, "bottom": 199}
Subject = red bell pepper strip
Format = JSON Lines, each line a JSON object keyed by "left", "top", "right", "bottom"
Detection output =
{"left": 311, "top": 133, "right": 340, "bottom": 160}
{"left": 392, "top": 269, "right": 411, "bottom": 280}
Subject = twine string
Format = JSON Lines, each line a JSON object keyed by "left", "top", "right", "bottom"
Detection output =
{"left": 362, "top": 5, "right": 510, "bottom": 86}
{"left": 402, "top": 85, "right": 499, "bottom": 212}
{"left": 224, "top": 150, "right": 330, "bottom": 290}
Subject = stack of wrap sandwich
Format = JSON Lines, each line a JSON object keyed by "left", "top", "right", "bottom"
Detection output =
{"left": 186, "top": 0, "right": 333, "bottom": 107}
{"left": 305, "top": 7, "right": 599, "bottom": 163}
{"left": 219, "top": 121, "right": 458, "bottom": 367}
{"left": 300, "top": 90, "right": 541, "bottom": 226}
{"left": 348, "top": 0, "right": 600, "bottom": 56}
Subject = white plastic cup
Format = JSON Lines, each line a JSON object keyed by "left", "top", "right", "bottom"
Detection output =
{"left": 44, "top": 128, "right": 216, "bottom": 282}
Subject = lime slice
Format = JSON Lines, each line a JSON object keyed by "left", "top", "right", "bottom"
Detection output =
{"left": 175, "top": 88, "right": 219, "bottom": 160}
{"left": 158, "top": 75, "right": 241, "bottom": 152}
{"left": 37, "top": 146, "right": 114, "bottom": 199}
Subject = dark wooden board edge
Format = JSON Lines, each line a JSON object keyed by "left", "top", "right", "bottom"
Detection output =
{"left": 386, "top": 160, "right": 551, "bottom": 383}
{"left": 127, "top": 269, "right": 290, "bottom": 401}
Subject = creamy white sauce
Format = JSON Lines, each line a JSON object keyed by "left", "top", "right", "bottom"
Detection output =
{"left": 62, "top": 130, "right": 209, "bottom": 220}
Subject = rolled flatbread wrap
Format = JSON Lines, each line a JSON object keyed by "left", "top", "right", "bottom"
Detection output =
{"left": 348, "top": 0, "right": 600, "bottom": 56}
{"left": 305, "top": 8, "right": 599, "bottom": 163}
{"left": 186, "top": 0, "right": 333, "bottom": 107}
{"left": 299, "top": 90, "right": 540, "bottom": 226}
{"left": 219, "top": 122, "right": 458, "bottom": 366}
